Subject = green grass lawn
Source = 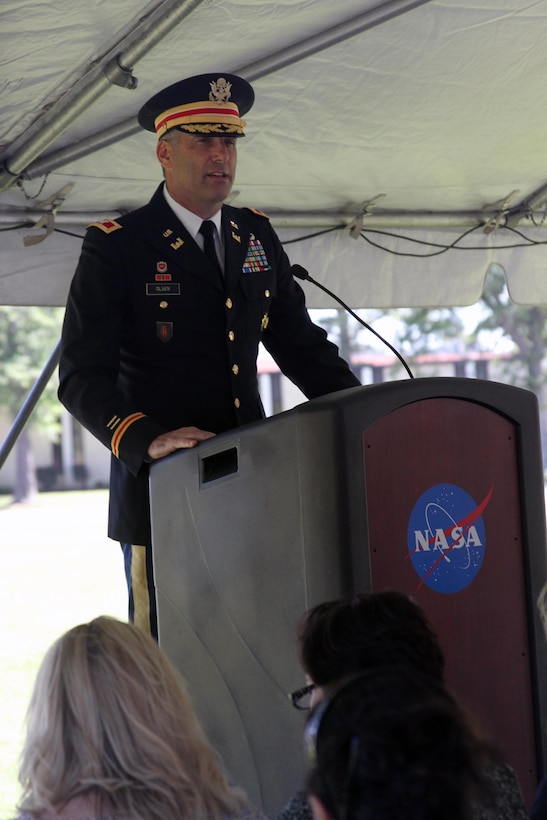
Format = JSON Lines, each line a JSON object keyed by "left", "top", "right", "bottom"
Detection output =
{"left": 0, "top": 490, "right": 127, "bottom": 820}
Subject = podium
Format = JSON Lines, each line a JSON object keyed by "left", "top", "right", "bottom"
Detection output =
{"left": 149, "top": 377, "right": 547, "bottom": 814}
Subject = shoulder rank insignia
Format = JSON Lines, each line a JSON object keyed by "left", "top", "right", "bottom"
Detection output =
{"left": 244, "top": 207, "right": 269, "bottom": 219}
{"left": 88, "top": 219, "right": 123, "bottom": 234}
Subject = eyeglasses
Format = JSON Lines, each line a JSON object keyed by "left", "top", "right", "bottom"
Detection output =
{"left": 288, "top": 682, "right": 316, "bottom": 710}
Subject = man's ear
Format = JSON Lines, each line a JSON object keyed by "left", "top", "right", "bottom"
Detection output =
{"left": 156, "top": 138, "right": 172, "bottom": 170}
{"left": 309, "top": 794, "right": 333, "bottom": 820}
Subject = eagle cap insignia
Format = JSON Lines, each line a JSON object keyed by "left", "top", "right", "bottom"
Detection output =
{"left": 209, "top": 77, "right": 232, "bottom": 104}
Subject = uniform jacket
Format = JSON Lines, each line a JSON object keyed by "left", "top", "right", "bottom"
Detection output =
{"left": 58, "top": 184, "right": 360, "bottom": 544}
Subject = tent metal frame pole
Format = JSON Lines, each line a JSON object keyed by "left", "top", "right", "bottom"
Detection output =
{"left": 0, "top": 208, "right": 543, "bottom": 230}
{"left": 524, "top": 182, "right": 547, "bottom": 213}
{"left": 238, "top": 0, "right": 435, "bottom": 81}
{"left": 21, "top": 0, "right": 435, "bottom": 182}
{"left": 0, "top": 342, "right": 60, "bottom": 472}
{"left": 25, "top": 121, "right": 142, "bottom": 180}
{"left": 0, "top": 0, "right": 207, "bottom": 192}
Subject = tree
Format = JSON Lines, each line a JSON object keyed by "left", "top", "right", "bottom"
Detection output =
{"left": 0, "top": 306, "right": 64, "bottom": 502}
{"left": 313, "top": 306, "right": 391, "bottom": 379}
{"left": 313, "top": 308, "right": 355, "bottom": 366}
{"left": 394, "top": 265, "right": 546, "bottom": 388}
{"left": 477, "top": 265, "right": 546, "bottom": 399}
{"left": 393, "top": 264, "right": 547, "bottom": 460}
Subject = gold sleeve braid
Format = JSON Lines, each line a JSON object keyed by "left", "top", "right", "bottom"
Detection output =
{"left": 109, "top": 412, "right": 146, "bottom": 458}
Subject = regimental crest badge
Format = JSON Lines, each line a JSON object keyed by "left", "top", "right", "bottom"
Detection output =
{"left": 209, "top": 77, "right": 232, "bottom": 104}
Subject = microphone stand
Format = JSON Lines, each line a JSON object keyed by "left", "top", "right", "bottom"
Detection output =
{"left": 291, "top": 265, "right": 414, "bottom": 380}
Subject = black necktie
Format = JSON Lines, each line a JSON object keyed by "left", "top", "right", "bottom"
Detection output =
{"left": 199, "top": 220, "right": 222, "bottom": 277}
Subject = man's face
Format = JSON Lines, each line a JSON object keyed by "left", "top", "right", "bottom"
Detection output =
{"left": 157, "top": 131, "right": 237, "bottom": 218}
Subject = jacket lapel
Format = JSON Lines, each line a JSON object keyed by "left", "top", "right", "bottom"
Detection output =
{"left": 222, "top": 206, "right": 249, "bottom": 291}
{"left": 144, "top": 186, "right": 224, "bottom": 291}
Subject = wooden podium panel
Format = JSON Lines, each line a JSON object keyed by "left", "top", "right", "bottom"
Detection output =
{"left": 150, "top": 378, "right": 547, "bottom": 813}
{"left": 363, "top": 398, "right": 536, "bottom": 801}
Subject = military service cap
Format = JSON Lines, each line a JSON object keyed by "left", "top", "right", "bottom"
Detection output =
{"left": 138, "top": 73, "right": 254, "bottom": 138}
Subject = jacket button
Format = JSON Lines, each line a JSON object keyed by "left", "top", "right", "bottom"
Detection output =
{"left": 232, "top": 364, "right": 239, "bottom": 375}
{"left": 225, "top": 297, "right": 233, "bottom": 309}
{"left": 228, "top": 330, "right": 235, "bottom": 341}
{"left": 265, "top": 289, "right": 270, "bottom": 297}
{"left": 234, "top": 398, "right": 240, "bottom": 408}
{"left": 159, "top": 300, "right": 168, "bottom": 308}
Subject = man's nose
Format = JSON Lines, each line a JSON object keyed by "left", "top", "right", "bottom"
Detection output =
{"left": 211, "top": 139, "right": 229, "bottom": 161}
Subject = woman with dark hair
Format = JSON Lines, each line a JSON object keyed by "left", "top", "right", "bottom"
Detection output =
{"left": 280, "top": 590, "right": 528, "bottom": 820}
{"left": 305, "top": 667, "right": 495, "bottom": 820}
{"left": 298, "top": 589, "right": 445, "bottom": 693}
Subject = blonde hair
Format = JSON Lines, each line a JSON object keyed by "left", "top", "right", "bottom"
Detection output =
{"left": 18, "top": 616, "right": 247, "bottom": 820}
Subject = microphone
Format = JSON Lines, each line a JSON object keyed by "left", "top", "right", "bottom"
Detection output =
{"left": 291, "top": 264, "right": 414, "bottom": 379}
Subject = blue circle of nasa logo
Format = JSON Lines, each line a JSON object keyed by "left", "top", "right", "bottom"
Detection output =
{"left": 407, "top": 484, "right": 491, "bottom": 594}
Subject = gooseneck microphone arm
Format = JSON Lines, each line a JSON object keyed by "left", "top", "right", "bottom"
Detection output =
{"left": 291, "top": 264, "right": 414, "bottom": 380}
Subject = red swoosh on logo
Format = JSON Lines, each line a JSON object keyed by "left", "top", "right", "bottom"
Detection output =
{"left": 406, "top": 487, "right": 493, "bottom": 589}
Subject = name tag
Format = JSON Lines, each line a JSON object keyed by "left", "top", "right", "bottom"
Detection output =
{"left": 146, "top": 283, "right": 181, "bottom": 296}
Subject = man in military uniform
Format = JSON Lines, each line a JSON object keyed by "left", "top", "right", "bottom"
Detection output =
{"left": 58, "top": 73, "right": 360, "bottom": 638}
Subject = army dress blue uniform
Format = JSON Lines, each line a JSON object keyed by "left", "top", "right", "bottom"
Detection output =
{"left": 58, "top": 183, "right": 360, "bottom": 631}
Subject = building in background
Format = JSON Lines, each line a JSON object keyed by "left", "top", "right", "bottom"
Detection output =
{"left": 0, "top": 349, "right": 515, "bottom": 494}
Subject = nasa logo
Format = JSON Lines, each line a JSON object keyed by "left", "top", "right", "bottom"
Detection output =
{"left": 406, "top": 484, "right": 493, "bottom": 594}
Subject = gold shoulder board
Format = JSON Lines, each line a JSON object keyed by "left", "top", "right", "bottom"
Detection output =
{"left": 88, "top": 219, "right": 123, "bottom": 234}
{"left": 245, "top": 207, "right": 269, "bottom": 219}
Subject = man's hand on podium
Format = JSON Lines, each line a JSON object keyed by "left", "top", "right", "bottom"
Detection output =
{"left": 148, "top": 426, "right": 216, "bottom": 460}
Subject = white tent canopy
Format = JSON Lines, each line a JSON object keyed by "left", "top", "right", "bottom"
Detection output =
{"left": 1, "top": 0, "right": 547, "bottom": 308}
